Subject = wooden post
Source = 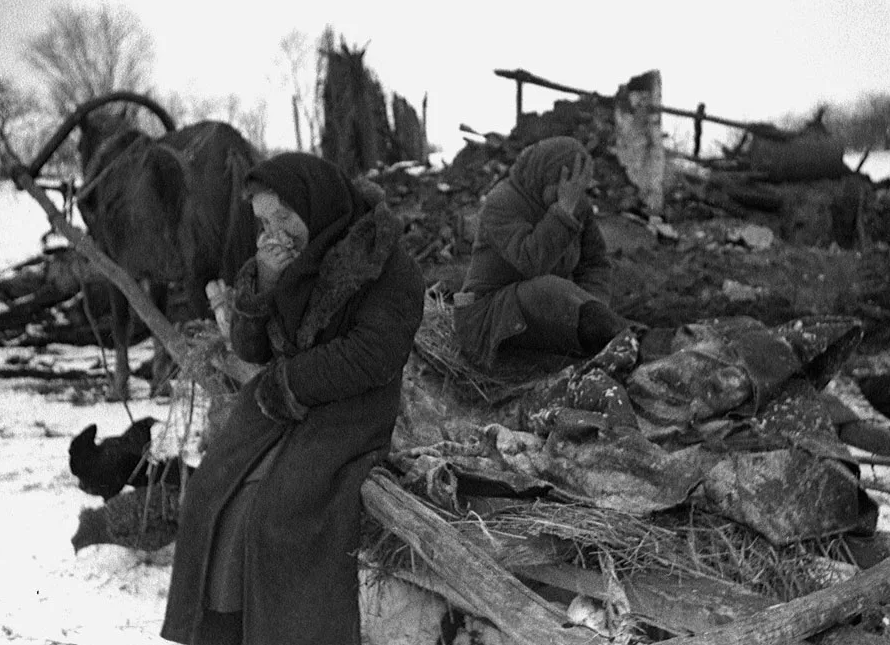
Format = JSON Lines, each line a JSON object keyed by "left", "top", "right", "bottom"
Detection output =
{"left": 693, "top": 102, "right": 706, "bottom": 159}
{"left": 515, "top": 79, "right": 524, "bottom": 126}
{"left": 421, "top": 91, "right": 429, "bottom": 166}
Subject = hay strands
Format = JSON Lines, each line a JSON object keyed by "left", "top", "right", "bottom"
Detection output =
{"left": 412, "top": 285, "right": 542, "bottom": 404}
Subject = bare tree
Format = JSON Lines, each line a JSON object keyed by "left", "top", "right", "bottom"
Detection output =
{"left": 0, "top": 76, "right": 62, "bottom": 177}
{"left": 0, "top": 77, "right": 30, "bottom": 171}
{"left": 279, "top": 29, "right": 309, "bottom": 150}
{"left": 24, "top": 2, "right": 155, "bottom": 117}
{"left": 159, "top": 90, "right": 267, "bottom": 153}
{"left": 840, "top": 92, "right": 890, "bottom": 149}
{"left": 224, "top": 93, "right": 242, "bottom": 125}
{"left": 278, "top": 27, "right": 330, "bottom": 153}
{"left": 162, "top": 90, "right": 190, "bottom": 126}
{"left": 237, "top": 99, "right": 268, "bottom": 155}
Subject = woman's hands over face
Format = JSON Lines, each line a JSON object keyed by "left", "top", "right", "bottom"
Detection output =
{"left": 556, "top": 152, "right": 594, "bottom": 218}
{"left": 252, "top": 191, "right": 308, "bottom": 292}
{"left": 256, "top": 230, "right": 298, "bottom": 291}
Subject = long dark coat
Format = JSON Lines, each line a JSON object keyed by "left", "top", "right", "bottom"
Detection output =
{"left": 161, "top": 191, "right": 424, "bottom": 644}
{"left": 454, "top": 137, "right": 612, "bottom": 367}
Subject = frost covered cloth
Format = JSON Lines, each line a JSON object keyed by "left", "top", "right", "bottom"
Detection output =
{"left": 161, "top": 153, "right": 425, "bottom": 645}
{"left": 625, "top": 315, "right": 864, "bottom": 425}
{"left": 394, "top": 316, "right": 878, "bottom": 544}
{"left": 454, "top": 137, "right": 616, "bottom": 368}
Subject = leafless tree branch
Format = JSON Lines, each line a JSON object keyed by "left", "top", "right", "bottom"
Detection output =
{"left": 24, "top": 3, "right": 155, "bottom": 119}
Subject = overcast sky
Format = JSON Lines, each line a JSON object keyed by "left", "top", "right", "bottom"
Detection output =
{"left": 1, "top": 0, "right": 889, "bottom": 158}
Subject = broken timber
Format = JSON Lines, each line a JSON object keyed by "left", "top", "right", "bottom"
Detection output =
{"left": 657, "top": 555, "right": 890, "bottom": 645}
{"left": 362, "top": 469, "right": 602, "bottom": 645}
{"left": 514, "top": 564, "right": 776, "bottom": 637}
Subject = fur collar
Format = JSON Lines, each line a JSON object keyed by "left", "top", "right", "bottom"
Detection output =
{"left": 294, "top": 201, "right": 401, "bottom": 349}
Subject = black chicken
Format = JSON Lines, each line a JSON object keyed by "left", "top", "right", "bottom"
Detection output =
{"left": 69, "top": 417, "right": 157, "bottom": 500}
{"left": 68, "top": 416, "right": 190, "bottom": 500}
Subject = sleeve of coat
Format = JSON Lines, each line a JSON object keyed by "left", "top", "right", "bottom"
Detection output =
{"left": 483, "top": 192, "right": 584, "bottom": 278}
{"left": 259, "top": 250, "right": 424, "bottom": 411}
{"left": 572, "top": 215, "right": 613, "bottom": 305}
{"left": 229, "top": 257, "right": 275, "bottom": 364}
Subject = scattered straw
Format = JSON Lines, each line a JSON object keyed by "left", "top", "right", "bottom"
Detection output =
{"left": 654, "top": 506, "right": 859, "bottom": 600}
{"left": 162, "top": 319, "right": 240, "bottom": 455}
{"left": 412, "top": 286, "right": 550, "bottom": 404}
{"left": 362, "top": 495, "right": 861, "bottom": 603}
{"left": 177, "top": 319, "right": 240, "bottom": 399}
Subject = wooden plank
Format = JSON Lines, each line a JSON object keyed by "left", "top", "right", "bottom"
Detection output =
{"left": 657, "top": 556, "right": 890, "bottom": 645}
{"left": 514, "top": 564, "right": 776, "bottom": 637}
{"left": 494, "top": 68, "right": 589, "bottom": 97}
{"left": 361, "top": 470, "right": 603, "bottom": 645}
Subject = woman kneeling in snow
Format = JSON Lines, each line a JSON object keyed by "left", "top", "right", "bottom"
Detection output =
{"left": 161, "top": 153, "right": 424, "bottom": 645}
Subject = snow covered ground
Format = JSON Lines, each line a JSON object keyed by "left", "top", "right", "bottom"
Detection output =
{"left": 0, "top": 341, "right": 173, "bottom": 645}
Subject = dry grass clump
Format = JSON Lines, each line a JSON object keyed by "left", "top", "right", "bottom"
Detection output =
{"left": 158, "top": 319, "right": 240, "bottom": 455}
{"left": 177, "top": 319, "right": 241, "bottom": 399}
{"left": 412, "top": 287, "right": 551, "bottom": 404}
{"left": 362, "top": 495, "right": 859, "bottom": 603}
{"left": 653, "top": 506, "right": 858, "bottom": 601}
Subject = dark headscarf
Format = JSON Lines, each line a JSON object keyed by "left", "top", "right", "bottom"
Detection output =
{"left": 247, "top": 152, "right": 366, "bottom": 252}
{"left": 508, "top": 136, "right": 591, "bottom": 213}
{"left": 245, "top": 152, "right": 369, "bottom": 330}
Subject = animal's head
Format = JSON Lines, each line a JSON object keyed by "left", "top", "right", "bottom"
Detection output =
{"left": 68, "top": 424, "right": 120, "bottom": 499}
{"left": 77, "top": 107, "right": 133, "bottom": 170}
{"left": 76, "top": 114, "right": 149, "bottom": 231}
{"left": 69, "top": 424, "right": 99, "bottom": 465}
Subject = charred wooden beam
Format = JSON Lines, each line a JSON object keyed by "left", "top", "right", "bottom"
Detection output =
{"left": 514, "top": 564, "right": 777, "bottom": 637}
{"left": 361, "top": 469, "right": 603, "bottom": 645}
{"left": 494, "top": 68, "right": 590, "bottom": 97}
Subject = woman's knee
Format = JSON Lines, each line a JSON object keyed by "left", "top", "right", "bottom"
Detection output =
{"left": 517, "top": 274, "right": 575, "bottom": 295}
{"left": 577, "top": 299, "right": 631, "bottom": 352}
{"left": 514, "top": 275, "right": 584, "bottom": 315}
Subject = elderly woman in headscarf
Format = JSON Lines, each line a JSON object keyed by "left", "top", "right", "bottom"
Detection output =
{"left": 161, "top": 153, "right": 425, "bottom": 645}
{"left": 454, "top": 136, "right": 632, "bottom": 368}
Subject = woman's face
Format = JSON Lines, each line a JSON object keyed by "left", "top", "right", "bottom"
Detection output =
{"left": 252, "top": 191, "right": 309, "bottom": 252}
